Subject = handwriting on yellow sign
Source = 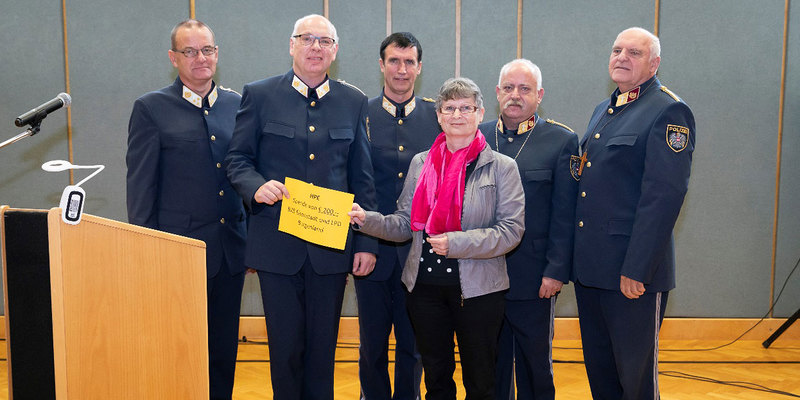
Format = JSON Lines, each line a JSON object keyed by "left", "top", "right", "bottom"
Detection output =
{"left": 278, "top": 177, "right": 355, "bottom": 250}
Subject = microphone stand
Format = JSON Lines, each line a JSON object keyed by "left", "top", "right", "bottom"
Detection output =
{"left": 762, "top": 307, "right": 800, "bottom": 348}
{"left": 0, "top": 110, "right": 46, "bottom": 150}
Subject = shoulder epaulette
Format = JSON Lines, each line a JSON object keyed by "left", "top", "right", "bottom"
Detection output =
{"left": 219, "top": 86, "right": 241, "bottom": 96}
{"left": 422, "top": 97, "right": 435, "bottom": 103}
{"left": 660, "top": 86, "right": 681, "bottom": 102}
{"left": 546, "top": 119, "right": 574, "bottom": 133}
{"left": 337, "top": 79, "right": 366, "bottom": 96}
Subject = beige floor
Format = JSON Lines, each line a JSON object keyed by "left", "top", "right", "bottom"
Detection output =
{"left": 0, "top": 338, "right": 797, "bottom": 399}
{"left": 230, "top": 339, "right": 800, "bottom": 399}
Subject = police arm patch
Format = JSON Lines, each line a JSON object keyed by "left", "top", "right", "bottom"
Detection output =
{"left": 666, "top": 124, "right": 690, "bottom": 152}
{"left": 569, "top": 155, "right": 582, "bottom": 181}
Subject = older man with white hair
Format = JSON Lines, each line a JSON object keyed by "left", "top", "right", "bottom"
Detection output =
{"left": 225, "top": 14, "right": 377, "bottom": 400}
{"left": 478, "top": 59, "right": 578, "bottom": 400}
{"left": 572, "top": 27, "right": 695, "bottom": 399}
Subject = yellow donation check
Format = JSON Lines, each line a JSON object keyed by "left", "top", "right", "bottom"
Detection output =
{"left": 278, "top": 177, "right": 355, "bottom": 250}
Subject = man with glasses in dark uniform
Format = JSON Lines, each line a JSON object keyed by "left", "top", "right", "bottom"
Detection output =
{"left": 478, "top": 59, "right": 578, "bottom": 400}
{"left": 126, "top": 19, "right": 247, "bottom": 400}
{"left": 225, "top": 14, "right": 378, "bottom": 400}
{"left": 356, "top": 32, "right": 439, "bottom": 400}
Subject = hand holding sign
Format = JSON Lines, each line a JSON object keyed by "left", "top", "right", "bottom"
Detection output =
{"left": 255, "top": 180, "right": 290, "bottom": 205}
{"left": 278, "top": 177, "right": 355, "bottom": 250}
{"left": 348, "top": 203, "right": 366, "bottom": 226}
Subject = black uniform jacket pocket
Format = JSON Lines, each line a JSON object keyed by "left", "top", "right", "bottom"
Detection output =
{"left": 329, "top": 128, "right": 354, "bottom": 140}
{"left": 262, "top": 121, "right": 295, "bottom": 138}
{"left": 605, "top": 134, "right": 637, "bottom": 147}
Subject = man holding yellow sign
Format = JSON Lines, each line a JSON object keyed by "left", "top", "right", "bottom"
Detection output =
{"left": 224, "top": 14, "right": 377, "bottom": 400}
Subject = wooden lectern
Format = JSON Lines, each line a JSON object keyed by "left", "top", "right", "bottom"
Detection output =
{"left": 0, "top": 206, "right": 209, "bottom": 399}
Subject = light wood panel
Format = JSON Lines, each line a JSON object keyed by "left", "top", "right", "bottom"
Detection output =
{"left": 0, "top": 206, "right": 10, "bottom": 396}
{"left": 47, "top": 210, "right": 208, "bottom": 399}
{"left": 769, "top": 0, "right": 791, "bottom": 315}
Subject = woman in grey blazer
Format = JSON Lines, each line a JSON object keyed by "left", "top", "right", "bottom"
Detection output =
{"left": 350, "top": 77, "right": 525, "bottom": 399}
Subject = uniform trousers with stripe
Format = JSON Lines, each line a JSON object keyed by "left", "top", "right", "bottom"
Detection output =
{"left": 354, "top": 259, "right": 422, "bottom": 400}
{"left": 495, "top": 296, "right": 557, "bottom": 400}
{"left": 575, "top": 282, "right": 668, "bottom": 400}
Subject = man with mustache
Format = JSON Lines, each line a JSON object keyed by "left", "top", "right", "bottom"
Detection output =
{"left": 572, "top": 27, "right": 695, "bottom": 399}
{"left": 478, "top": 59, "right": 578, "bottom": 400}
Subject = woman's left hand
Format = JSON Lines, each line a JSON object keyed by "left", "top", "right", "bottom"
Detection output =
{"left": 427, "top": 234, "right": 449, "bottom": 256}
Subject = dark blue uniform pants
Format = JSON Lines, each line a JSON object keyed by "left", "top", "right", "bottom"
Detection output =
{"left": 495, "top": 296, "right": 556, "bottom": 400}
{"left": 575, "top": 283, "right": 668, "bottom": 400}
{"left": 406, "top": 283, "right": 505, "bottom": 400}
{"left": 208, "top": 262, "right": 245, "bottom": 400}
{"left": 354, "top": 261, "right": 422, "bottom": 400}
{"left": 257, "top": 258, "right": 347, "bottom": 400}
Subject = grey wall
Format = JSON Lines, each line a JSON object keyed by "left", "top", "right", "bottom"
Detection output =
{"left": 1, "top": 0, "right": 798, "bottom": 319}
{"left": 1, "top": 0, "right": 70, "bottom": 317}
{"left": 776, "top": 0, "right": 800, "bottom": 317}
{"left": 660, "top": 0, "right": 785, "bottom": 317}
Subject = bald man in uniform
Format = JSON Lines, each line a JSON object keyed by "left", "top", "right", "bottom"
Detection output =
{"left": 572, "top": 27, "right": 695, "bottom": 399}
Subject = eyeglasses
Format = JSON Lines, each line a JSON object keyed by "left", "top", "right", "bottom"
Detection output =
{"left": 292, "top": 34, "right": 336, "bottom": 48}
{"left": 440, "top": 105, "right": 478, "bottom": 115}
{"left": 173, "top": 46, "right": 218, "bottom": 58}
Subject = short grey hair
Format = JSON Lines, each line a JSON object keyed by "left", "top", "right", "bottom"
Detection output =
{"left": 171, "top": 19, "right": 215, "bottom": 50}
{"left": 618, "top": 27, "right": 660, "bottom": 60}
{"left": 435, "top": 77, "right": 483, "bottom": 111}
{"left": 291, "top": 14, "right": 339, "bottom": 43}
{"left": 498, "top": 59, "right": 542, "bottom": 90}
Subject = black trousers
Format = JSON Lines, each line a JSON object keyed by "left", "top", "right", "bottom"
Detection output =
{"left": 406, "top": 283, "right": 505, "bottom": 400}
{"left": 257, "top": 258, "right": 347, "bottom": 400}
{"left": 208, "top": 262, "right": 245, "bottom": 400}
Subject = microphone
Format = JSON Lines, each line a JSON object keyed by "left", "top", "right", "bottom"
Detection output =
{"left": 14, "top": 92, "right": 72, "bottom": 127}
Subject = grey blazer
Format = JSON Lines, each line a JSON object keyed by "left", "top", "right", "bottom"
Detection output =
{"left": 360, "top": 145, "right": 525, "bottom": 299}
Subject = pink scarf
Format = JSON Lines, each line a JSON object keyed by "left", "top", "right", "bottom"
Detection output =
{"left": 409, "top": 130, "right": 487, "bottom": 235}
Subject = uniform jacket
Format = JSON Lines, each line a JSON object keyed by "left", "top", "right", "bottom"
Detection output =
{"left": 225, "top": 70, "right": 378, "bottom": 275}
{"left": 126, "top": 78, "right": 247, "bottom": 278}
{"left": 573, "top": 76, "right": 695, "bottom": 292}
{"left": 367, "top": 92, "right": 440, "bottom": 281}
{"left": 479, "top": 116, "right": 578, "bottom": 300}
{"left": 360, "top": 145, "right": 525, "bottom": 299}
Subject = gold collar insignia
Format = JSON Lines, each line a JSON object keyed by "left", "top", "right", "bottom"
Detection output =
{"left": 292, "top": 75, "right": 330, "bottom": 99}
{"left": 381, "top": 97, "right": 396, "bottom": 116}
{"left": 615, "top": 86, "right": 640, "bottom": 107}
{"left": 497, "top": 114, "right": 537, "bottom": 135}
{"left": 182, "top": 85, "right": 218, "bottom": 108}
{"left": 382, "top": 96, "right": 416, "bottom": 117}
